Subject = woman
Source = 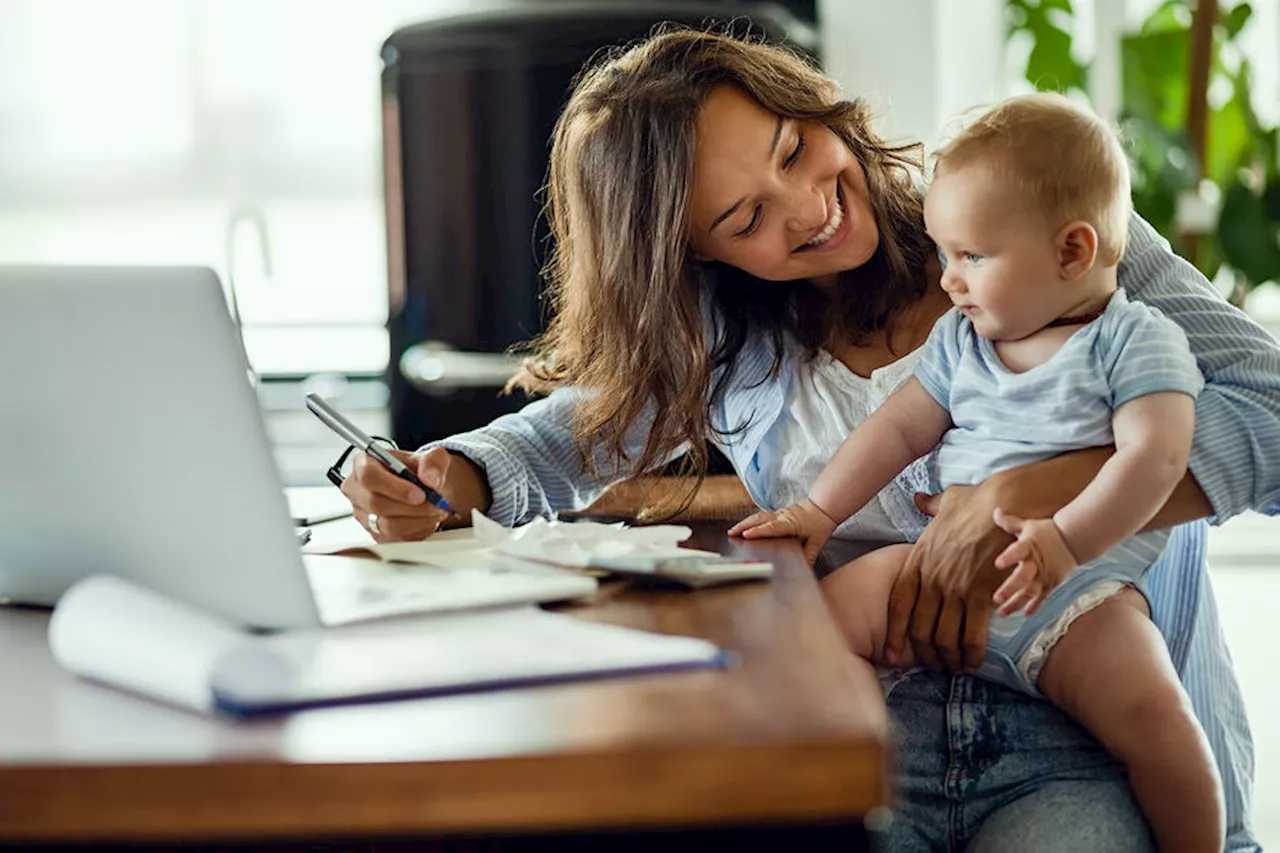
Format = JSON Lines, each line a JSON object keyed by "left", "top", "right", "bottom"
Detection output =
{"left": 343, "top": 29, "right": 1272, "bottom": 851}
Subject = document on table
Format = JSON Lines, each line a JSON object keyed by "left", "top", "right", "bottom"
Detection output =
{"left": 305, "top": 510, "right": 772, "bottom": 588}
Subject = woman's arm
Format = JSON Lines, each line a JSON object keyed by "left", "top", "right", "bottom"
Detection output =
{"left": 991, "top": 392, "right": 1196, "bottom": 616}
{"left": 991, "top": 446, "right": 1213, "bottom": 530}
{"left": 882, "top": 447, "right": 1201, "bottom": 672}
{"left": 350, "top": 293, "right": 747, "bottom": 541}
{"left": 428, "top": 386, "right": 677, "bottom": 527}
{"left": 430, "top": 290, "right": 737, "bottom": 528}
{"left": 342, "top": 386, "right": 677, "bottom": 541}
{"left": 1121, "top": 212, "right": 1280, "bottom": 520}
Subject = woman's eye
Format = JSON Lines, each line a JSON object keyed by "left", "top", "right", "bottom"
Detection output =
{"left": 735, "top": 206, "right": 762, "bottom": 238}
{"left": 784, "top": 135, "right": 806, "bottom": 169}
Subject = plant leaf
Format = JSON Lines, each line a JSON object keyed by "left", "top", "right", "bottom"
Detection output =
{"left": 1223, "top": 3, "right": 1253, "bottom": 38}
{"left": 1123, "top": 30, "right": 1189, "bottom": 129}
{"left": 1263, "top": 178, "right": 1280, "bottom": 222}
{"left": 1141, "top": 0, "right": 1192, "bottom": 35}
{"left": 1217, "top": 180, "right": 1280, "bottom": 286}
{"left": 1207, "top": 75, "right": 1253, "bottom": 183}
{"left": 1025, "top": 22, "right": 1086, "bottom": 92}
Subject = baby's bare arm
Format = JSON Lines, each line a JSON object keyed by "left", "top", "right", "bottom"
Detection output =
{"left": 809, "top": 378, "right": 951, "bottom": 525}
{"left": 1053, "top": 391, "right": 1196, "bottom": 564}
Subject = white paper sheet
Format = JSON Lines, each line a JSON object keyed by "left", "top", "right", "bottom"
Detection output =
{"left": 306, "top": 510, "right": 720, "bottom": 570}
{"left": 48, "top": 575, "right": 249, "bottom": 713}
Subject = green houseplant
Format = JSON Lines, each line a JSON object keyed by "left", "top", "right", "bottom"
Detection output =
{"left": 1005, "top": 0, "right": 1280, "bottom": 305}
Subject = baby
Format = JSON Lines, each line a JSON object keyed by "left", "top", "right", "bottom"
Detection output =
{"left": 732, "top": 93, "right": 1224, "bottom": 850}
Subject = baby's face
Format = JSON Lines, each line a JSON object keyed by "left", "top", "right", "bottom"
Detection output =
{"left": 924, "top": 163, "right": 1068, "bottom": 341}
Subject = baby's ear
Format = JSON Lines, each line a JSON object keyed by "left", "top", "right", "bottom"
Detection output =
{"left": 1055, "top": 221, "right": 1098, "bottom": 281}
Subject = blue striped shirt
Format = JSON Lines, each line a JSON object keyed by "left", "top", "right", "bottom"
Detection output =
{"left": 429, "top": 212, "right": 1274, "bottom": 850}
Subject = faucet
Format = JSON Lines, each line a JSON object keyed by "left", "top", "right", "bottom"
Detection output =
{"left": 224, "top": 203, "right": 273, "bottom": 385}
{"left": 224, "top": 203, "right": 274, "bottom": 331}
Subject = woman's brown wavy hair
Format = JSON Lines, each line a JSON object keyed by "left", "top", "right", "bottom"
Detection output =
{"left": 514, "top": 26, "right": 933, "bottom": 511}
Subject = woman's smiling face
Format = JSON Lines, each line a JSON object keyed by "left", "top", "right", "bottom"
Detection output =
{"left": 686, "top": 85, "right": 880, "bottom": 287}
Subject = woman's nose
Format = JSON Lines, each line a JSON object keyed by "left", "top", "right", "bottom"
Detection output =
{"left": 785, "top": 182, "right": 828, "bottom": 233}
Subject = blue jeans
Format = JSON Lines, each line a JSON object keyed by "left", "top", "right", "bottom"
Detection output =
{"left": 883, "top": 670, "right": 1154, "bottom": 852}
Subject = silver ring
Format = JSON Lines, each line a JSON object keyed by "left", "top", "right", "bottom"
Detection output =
{"left": 367, "top": 512, "right": 381, "bottom": 535}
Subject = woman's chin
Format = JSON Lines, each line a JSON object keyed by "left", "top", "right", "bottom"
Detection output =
{"left": 833, "top": 231, "right": 878, "bottom": 276}
{"left": 849, "top": 239, "right": 879, "bottom": 272}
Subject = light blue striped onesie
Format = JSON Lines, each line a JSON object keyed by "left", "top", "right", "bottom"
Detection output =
{"left": 914, "top": 288, "right": 1205, "bottom": 694}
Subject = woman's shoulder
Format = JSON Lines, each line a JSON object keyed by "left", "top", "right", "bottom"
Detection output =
{"left": 1117, "top": 210, "right": 1167, "bottom": 265}
{"left": 1115, "top": 211, "right": 1205, "bottom": 299}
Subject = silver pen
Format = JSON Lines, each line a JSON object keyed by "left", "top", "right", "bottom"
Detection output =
{"left": 305, "top": 393, "right": 453, "bottom": 512}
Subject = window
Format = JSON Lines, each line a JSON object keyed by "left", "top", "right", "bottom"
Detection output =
{"left": 0, "top": 0, "right": 478, "bottom": 377}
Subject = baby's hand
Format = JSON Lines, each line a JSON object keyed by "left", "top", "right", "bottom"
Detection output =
{"left": 990, "top": 508, "right": 1078, "bottom": 617}
{"left": 728, "top": 499, "right": 838, "bottom": 567}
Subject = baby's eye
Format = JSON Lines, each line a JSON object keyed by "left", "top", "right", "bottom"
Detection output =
{"left": 963, "top": 251, "right": 985, "bottom": 263}
{"left": 936, "top": 247, "right": 948, "bottom": 270}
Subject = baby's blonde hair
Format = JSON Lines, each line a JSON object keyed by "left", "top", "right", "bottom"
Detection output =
{"left": 933, "top": 92, "right": 1131, "bottom": 265}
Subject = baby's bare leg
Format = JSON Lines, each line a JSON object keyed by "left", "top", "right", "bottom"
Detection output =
{"left": 1037, "top": 587, "right": 1224, "bottom": 852}
{"left": 819, "top": 543, "right": 918, "bottom": 667}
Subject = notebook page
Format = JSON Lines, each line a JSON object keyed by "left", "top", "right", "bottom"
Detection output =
{"left": 48, "top": 575, "right": 249, "bottom": 713}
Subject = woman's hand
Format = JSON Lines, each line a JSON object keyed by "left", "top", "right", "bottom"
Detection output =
{"left": 729, "top": 499, "right": 837, "bottom": 567}
{"left": 884, "top": 446, "right": 1119, "bottom": 672}
{"left": 340, "top": 447, "right": 489, "bottom": 542}
{"left": 883, "top": 482, "right": 1014, "bottom": 673}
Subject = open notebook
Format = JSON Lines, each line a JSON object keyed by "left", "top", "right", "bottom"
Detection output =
{"left": 285, "top": 485, "right": 354, "bottom": 526}
{"left": 50, "top": 576, "right": 729, "bottom": 718}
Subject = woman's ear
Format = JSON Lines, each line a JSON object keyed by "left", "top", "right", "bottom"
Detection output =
{"left": 1055, "top": 221, "right": 1098, "bottom": 281}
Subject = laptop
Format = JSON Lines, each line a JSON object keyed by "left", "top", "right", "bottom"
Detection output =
{"left": 0, "top": 266, "right": 594, "bottom": 629}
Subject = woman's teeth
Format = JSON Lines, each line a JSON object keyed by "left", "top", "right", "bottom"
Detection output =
{"left": 805, "top": 195, "right": 844, "bottom": 247}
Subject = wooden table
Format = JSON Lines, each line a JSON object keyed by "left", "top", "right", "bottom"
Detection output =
{"left": 0, "top": 522, "right": 889, "bottom": 849}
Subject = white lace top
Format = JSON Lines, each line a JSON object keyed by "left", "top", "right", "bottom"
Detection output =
{"left": 762, "top": 347, "right": 922, "bottom": 544}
